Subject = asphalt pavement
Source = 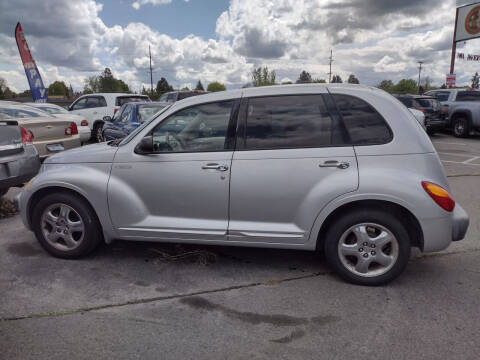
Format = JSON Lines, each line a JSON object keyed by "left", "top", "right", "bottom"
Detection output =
{"left": 1, "top": 133, "right": 479, "bottom": 360}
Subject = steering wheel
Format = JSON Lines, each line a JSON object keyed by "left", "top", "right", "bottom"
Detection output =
{"left": 166, "top": 132, "right": 185, "bottom": 151}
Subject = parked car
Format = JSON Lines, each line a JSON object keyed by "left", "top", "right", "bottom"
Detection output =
{"left": 0, "top": 117, "right": 40, "bottom": 197}
{"left": 25, "top": 102, "right": 91, "bottom": 144}
{"left": 394, "top": 94, "right": 447, "bottom": 134}
{"left": 425, "top": 88, "right": 480, "bottom": 137}
{"left": 158, "top": 90, "right": 207, "bottom": 104}
{"left": 102, "top": 102, "right": 166, "bottom": 141}
{"left": 0, "top": 103, "right": 81, "bottom": 158}
{"left": 15, "top": 84, "right": 469, "bottom": 286}
{"left": 68, "top": 93, "right": 151, "bottom": 142}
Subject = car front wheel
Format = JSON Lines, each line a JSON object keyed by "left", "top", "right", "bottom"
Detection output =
{"left": 324, "top": 209, "right": 411, "bottom": 286}
{"left": 32, "top": 192, "right": 102, "bottom": 259}
{"left": 93, "top": 123, "right": 104, "bottom": 143}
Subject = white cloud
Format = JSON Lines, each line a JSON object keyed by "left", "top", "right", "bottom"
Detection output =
{"left": 0, "top": 0, "right": 475, "bottom": 95}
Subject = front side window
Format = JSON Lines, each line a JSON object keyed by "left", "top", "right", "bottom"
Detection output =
{"left": 151, "top": 101, "right": 233, "bottom": 153}
{"left": 244, "top": 95, "right": 342, "bottom": 150}
{"left": 332, "top": 94, "right": 392, "bottom": 145}
{"left": 72, "top": 98, "right": 87, "bottom": 110}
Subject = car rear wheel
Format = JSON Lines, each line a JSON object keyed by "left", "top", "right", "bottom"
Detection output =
{"left": 452, "top": 117, "right": 470, "bottom": 138}
{"left": 324, "top": 209, "right": 411, "bottom": 286}
{"left": 93, "top": 123, "right": 104, "bottom": 143}
{"left": 32, "top": 192, "right": 102, "bottom": 259}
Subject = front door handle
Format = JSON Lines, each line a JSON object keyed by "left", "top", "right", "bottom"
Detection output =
{"left": 202, "top": 163, "right": 229, "bottom": 171}
{"left": 319, "top": 160, "right": 350, "bottom": 169}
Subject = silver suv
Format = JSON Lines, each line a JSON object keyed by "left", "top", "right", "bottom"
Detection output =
{"left": 15, "top": 84, "right": 469, "bottom": 285}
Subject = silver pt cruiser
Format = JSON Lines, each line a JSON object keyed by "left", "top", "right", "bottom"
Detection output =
{"left": 16, "top": 84, "right": 469, "bottom": 285}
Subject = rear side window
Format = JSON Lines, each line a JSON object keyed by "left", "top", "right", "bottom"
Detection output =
{"left": 244, "top": 95, "right": 344, "bottom": 150}
{"left": 86, "top": 96, "right": 107, "bottom": 108}
{"left": 116, "top": 96, "right": 149, "bottom": 106}
{"left": 332, "top": 94, "right": 392, "bottom": 145}
{"left": 455, "top": 91, "right": 480, "bottom": 101}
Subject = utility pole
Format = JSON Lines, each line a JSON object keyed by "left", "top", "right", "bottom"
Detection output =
{"left": 328, "top": 49, "right": 333, "bottom": 83}
{"left": 417, "top": 61, "right": 423, "bottom": 94}
{"left": 149, "top": 45, "right": 153, "bottom": 96}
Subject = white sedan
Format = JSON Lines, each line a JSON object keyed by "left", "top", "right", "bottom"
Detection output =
{"left": 26, "top": 103, "right": 91, "bottom": 144}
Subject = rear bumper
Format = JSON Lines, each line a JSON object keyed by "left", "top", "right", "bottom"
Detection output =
{"left": 0, "top": 144, "right": 40, "bottom": 190}
{"left": 34, "top": 136, "right": 81, "bottom": 158}
{"left": 452, "top": 204, "right": 469, "bottom": 241}
{"left": 425, "top": 117, "right": 447, "bottom": 131}
{"left": 420, "top": 203, "right": 469, "bottom": 252}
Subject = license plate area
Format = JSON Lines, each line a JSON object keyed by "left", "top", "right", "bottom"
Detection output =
{"left": 46, "top": 143, "right": 64, "bottom": 152}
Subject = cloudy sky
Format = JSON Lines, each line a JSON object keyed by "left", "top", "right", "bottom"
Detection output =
{"left": 0, "top": 0, "right": 479, "bottom": 93}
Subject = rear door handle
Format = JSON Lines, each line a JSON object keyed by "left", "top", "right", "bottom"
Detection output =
{"left": 202, "top": 163, "right": 229, "bottom": 171}
{"left": 319, "top": 160, "right": 350, "bottom": 169}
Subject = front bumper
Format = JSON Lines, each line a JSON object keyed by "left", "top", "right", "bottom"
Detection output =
{"left": 452, "top": 204, "right": 469, "bottom": 241}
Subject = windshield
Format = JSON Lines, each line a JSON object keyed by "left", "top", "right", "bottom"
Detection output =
{"left": 137, "top": 104, "right": 166, "bottom": 122}
{"left": 119, "top": 104, "right": 172, "bottom": 146}
{"left": 416, "top": 98, "right": 439, "bottom": 108}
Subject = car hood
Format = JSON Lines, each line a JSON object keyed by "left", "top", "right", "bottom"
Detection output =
{"left": 44, "top": 142, "right": 118, "bottom": 164}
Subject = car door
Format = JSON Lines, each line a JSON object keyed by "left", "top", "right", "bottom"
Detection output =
{"left": 228, "top": 93, "right": 358, "bottom": 245}
{"left": 85, "top": 96, "right": 108, "bottom": 122}
{"left": 108, "top": 99, "right": 238, "bottom": 241}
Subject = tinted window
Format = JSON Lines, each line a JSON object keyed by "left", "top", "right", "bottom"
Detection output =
{"left": 430, "top": 91, "right": 450, "bottom": 101}
{"left": 72, "top": 98, "right": 87, "bottom": 110}
{"left": 244, "top": 95, "right": 342, "bottom": 150}
{"left": 116, "top": 96, "right": 149, "bottom": 106}
{"left": 456, "top": 91, "right": 480, "bottom": 101}
{"left": 416, "top": 98, "right": 439, "bottom": 108}
{"left": 396, "top": 97, "right": 416, "bottom": 108}
{"left": 86, "top": 96, "right": 107, "bottom": 108}
{"left": 332, "top": 94, "right": 392, "bottom": 145}
{"left": 167, "top": 93, "right": 176, "bottom": 102}
{"left": 151, "top": 101, "right": 233, "bottom": 153}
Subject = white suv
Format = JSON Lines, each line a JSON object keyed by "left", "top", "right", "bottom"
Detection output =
{"left": 68, "top": 93, "right": 150, "bottom": 141}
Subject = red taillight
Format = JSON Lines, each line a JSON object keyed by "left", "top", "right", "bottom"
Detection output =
{"left": 65, "top": 122, "right": 78, "bottom": 136}
{"left": 81, "top": 120, "right": 88, "bottom": 126}
{"left": 415, "top": 108, "right": 425, "bottom": 112}
{"left": 20, "top": 126, "right": 34, "bottom": 143}
{"left": 422, "top": 181, "right": 455, "bottom": 212}
{"left": 114, "top": 108, "right": 119, "bottom": 115}
{"left": 441, "top": 107, "right": 447, "bottom": 114}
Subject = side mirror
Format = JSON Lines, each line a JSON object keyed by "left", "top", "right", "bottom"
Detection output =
{"left": 135, "top": 135, "right": 153, "bottom": 154}
{"left": 103, "top": 116, "right": 112, "bottom": 122}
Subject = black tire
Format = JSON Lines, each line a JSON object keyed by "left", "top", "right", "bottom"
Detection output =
{"left": 452, "top": 117, "right": 470, "bottom": 138}
{"left": 0, "top": 188, "right": 8, "bottom": 197}
{"left": 93, "top": 122, "right": 104, "bottom": 143}
{"left": 323, "top": 209, "right": 411, "bottom": 286}
{"left": 32, "top": 192, "right": 102, "bottom": 259}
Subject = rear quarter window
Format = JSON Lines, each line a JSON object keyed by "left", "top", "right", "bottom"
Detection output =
{"left": 332, "top": 94, "right": 392, "bottom": 145}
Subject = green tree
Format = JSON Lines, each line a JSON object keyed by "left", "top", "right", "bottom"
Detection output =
{"left": 47, "top": 81, "right": 69, "bottom": 96}
{"left": 347, "top": 74, "right": 359, "bottom": 84}
{"left": 392, "top": 79, "right": 418, "bottom": 94}
{"left": 312, "top": 78, "right": 326, "bottom": 83}
{"left": 195, "top": 80, "right": 204, "bottom": 91}
{"left": 378, "top": 80, "right": 394, "bottom": 93}
{"left": 83, "top": 68, "right": 131, "bottom": 94}
{"left": 156, "top": 77, "right": 173, "bottom": 96}
{"left": 252, "top": 66, "right": 276, "bottom": 86}
{"left": 472, "top": 72, "right": 479, "bottom": 89}
{"left": 207, "top": 81, "right": 226, "bottom": 92}
{"left": 296, "top": 70, "right": 312, "bottom": 84}
{"left": 84, "top": 76, "right": 100, "bottom": 93}
{"left": 331, "top": 75, "right": 342, "bottom": 83}
{"left": 181, "top": 86, "right": 190, "bottom": 91}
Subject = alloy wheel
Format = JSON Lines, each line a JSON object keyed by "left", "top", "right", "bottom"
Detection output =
{"left": 337, "top": 223, "right": 399, "bottom": 277}
{"left": 41, "top": 203, "right": 85, "bottom": 251}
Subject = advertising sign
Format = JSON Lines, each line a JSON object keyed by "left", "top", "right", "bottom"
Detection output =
{"left": 14, "top": 22, "right": 48, "bottom": 103}
{"left": 446, "top": 73, "right": 456, "bottom": 86}
{"left": 455, "top": 2, "right": 480, "bottom": 42}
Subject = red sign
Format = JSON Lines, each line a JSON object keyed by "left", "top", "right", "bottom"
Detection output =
{"left": 446, "top": 74, "right": 456, "bottom": 86}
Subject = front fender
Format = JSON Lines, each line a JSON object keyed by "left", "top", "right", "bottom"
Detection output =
{"left": 19, "top": 163, "right": 116, "bottom": 242}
